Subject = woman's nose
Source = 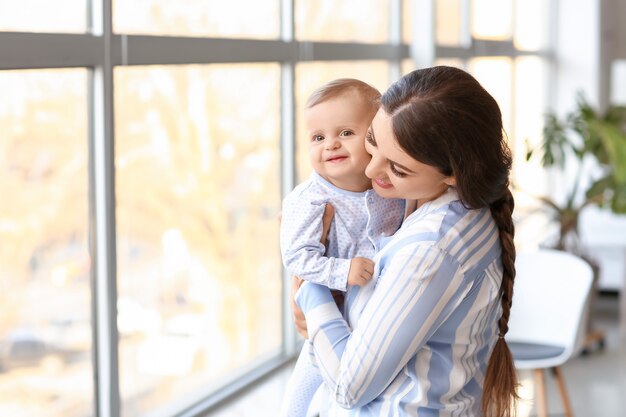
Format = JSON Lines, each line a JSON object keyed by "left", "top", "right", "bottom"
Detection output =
{"left": 365, "top": 153, "right": 382, "bottom": 179}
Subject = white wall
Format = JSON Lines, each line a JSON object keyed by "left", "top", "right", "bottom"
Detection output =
{"left": 554, "top": 0, "right": 600, "bottom": 111}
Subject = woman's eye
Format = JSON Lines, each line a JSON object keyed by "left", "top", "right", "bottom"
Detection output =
{"left": 365, "top": 131, "right": 376, "bottom": 146}
{"left": 312, "top": 135, "right": 324, "bottom": 142}
{"left": 340, "top": 130, "right": 354, "bottom": 137}
{"left": 390, "top": 163, "right": 407, "bottom": 178}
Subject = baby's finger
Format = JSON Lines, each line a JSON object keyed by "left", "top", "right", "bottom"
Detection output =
{"left": 359, "top": 275, "right": 372, "bottom": 285}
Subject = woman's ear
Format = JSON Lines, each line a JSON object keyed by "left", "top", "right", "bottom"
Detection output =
{"left": 444, "top": 176, "right": 456, "bottom": 187}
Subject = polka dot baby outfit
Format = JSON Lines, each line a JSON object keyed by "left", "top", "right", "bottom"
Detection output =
{"left": 280, "top": 171, "right": 405, "bottom": 291}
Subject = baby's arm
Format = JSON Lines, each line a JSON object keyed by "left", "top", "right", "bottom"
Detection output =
{"left": 280, "top": 195, "right": 351, "bottom": 291}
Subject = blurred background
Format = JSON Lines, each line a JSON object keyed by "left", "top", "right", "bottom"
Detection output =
{"left": 1, "top": 0, "right": 625, "bottom": 416}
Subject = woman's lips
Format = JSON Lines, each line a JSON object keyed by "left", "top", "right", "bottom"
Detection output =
{"left": 373, "top": 178, "right": 393, "bottom": 189}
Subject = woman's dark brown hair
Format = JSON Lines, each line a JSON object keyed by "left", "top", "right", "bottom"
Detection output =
{"left": 380, "top": 66, "right": 518, "bottom": 417}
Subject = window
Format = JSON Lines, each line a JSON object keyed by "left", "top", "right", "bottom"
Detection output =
{"left": 1, "top": 1, "right": 408, "bottom": 416}
{"left": 114, "top": 64, "right": 282, "bottom": 416}
{"left": 0, "top": 69, "right": 93, "bottom": 417}
{"left": 113, "top": 0, "right": 280, "bottom": 39}
{"left": 0, "top": 0, "right": 87, "bottom": 33}
{"left": 436, "top": 0, "right": 465, "bottom": 47}
{"left": 295, "top": 0, "right": 389, "bottom": 43}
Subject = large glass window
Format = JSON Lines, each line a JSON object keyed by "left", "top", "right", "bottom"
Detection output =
{"left": 471, "top": 0, "right": 513, "bottom": 41}
{"left": 113, "top": 0, "right": 280, "bottom": 38}
{"left": 0, "top": 69, "right": 93, "bottom": 417}
{"left": 436, "top": 0, "right": 464, "bottom": 46}
{"left": 0, "top": 0, "right": 87, "bottom": 33}
{"left": 114, "top": 64, "right": 282, "bottom": 416}
{"left": 514, "top": 0, "right": 546, "bottom": 51}
{"left": 295, "top": 0, "right": 389, "bottom": 43}
{"left": 468, "top": 57, "right": 513, "bottom": 136}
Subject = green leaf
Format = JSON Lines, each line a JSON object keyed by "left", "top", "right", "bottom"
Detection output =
{"left": 589, "top": 119, "right": 626, "bottom": 183}
{"left": 533, "top": 93, "right": 626, "bottom": 219}
{"left": 610, "top": 183, "right": 626, "bottom": 213}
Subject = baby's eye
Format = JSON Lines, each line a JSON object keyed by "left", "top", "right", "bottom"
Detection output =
{"left": 340, "top": 130, "right": 354, "bottom": 137}
{"left": 312, "top": 135, "right": 324, "bottom": 142}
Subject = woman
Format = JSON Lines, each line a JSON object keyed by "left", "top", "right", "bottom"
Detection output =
{"left": 292, "top": 66, "right": 518, "bottom": 417}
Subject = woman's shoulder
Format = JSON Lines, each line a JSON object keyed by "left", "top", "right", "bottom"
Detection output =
{"left": 391, "top": 198, "right": 497, "bottom": 259}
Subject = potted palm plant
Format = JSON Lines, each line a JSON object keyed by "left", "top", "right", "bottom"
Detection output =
{"left": 526, "top": 95, "right": 626, "bottom": 253}
{"left": 524, "top": 95, "right": 626, "bottom": 352}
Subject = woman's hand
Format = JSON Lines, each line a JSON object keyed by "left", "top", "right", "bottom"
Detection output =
{"left": 290, "top": 203, "right": 337, "bottom": 339}
{"left": 291, "top": 275, "right": 308, "bottom": 338}
{"left": 319, "top": 203, "right": 334, "bottom": 247}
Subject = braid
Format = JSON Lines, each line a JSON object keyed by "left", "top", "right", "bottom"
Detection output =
{"left": 482, "top": 187, "right": 519, "bottom": 417}
{"left": 492, "top": 188, "right": 516, "bottom": 337}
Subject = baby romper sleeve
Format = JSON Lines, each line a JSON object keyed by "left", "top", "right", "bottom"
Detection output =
{"left": 280, "top": 191, "right": 351, "bottom": 291}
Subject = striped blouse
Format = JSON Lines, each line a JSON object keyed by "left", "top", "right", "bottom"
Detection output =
{"left": 295, "top": 188, "right": 504, "bottom": 416}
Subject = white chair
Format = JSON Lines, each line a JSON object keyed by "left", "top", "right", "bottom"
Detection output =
{"left": 506, "top": 249, "right": 594, "bottom": 417}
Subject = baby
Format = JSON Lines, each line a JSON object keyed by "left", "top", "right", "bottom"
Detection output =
{"left": 279, "top": 78, "right": 405, "bottom": 417}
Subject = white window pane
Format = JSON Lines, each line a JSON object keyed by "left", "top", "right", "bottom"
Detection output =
{"left": 436, "top": 0, "right": 464, "bottom": 46}
{"left": 0, "top": 0, "right": 87, "bottom": 33}
{"left": 469, "top": 57, "right": 513, "bottom": 138}
{"left": 515, "top": 0, "right": 546, "bottom": 50}
{"left": 403, "top": 0, "right": 414, "bottom": 44}
{"left": 114, "top": 64, "right": 282, "bottom": 417}
{"left": 471, "top": 0, "right": 513, "bottom": 40}
{"left": 113, "top": 0, "right": 280, "bottom": 38}
{"left": 0, "top": 69, "right": 93, "bottom": 417}
{"left": 295, "top": 0, "right": 389, "bottom": 43}
{"left": 514, "top": 56, "right": 546, "bottom": 189}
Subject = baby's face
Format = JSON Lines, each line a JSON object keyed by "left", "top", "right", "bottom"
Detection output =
{"left": 305, "top": 92, "right": 374, "bottom": 192}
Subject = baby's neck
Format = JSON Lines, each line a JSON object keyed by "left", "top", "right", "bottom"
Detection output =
{"left": 318, "top": 172, "right": 371, "bottom": 193}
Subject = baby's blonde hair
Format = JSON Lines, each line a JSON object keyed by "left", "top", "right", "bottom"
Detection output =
{"left": 306, "top": 78, "right": 381, "bottom": 116}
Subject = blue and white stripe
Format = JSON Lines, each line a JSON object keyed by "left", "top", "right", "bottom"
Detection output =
{"left": 296, "top": 188, "right": 504, "bottom": 416}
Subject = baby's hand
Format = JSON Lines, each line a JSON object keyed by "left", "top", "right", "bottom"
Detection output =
{"left": 347, "top": 257, "right": 375, "bottom": 287}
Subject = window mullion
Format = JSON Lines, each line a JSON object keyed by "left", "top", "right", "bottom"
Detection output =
{"left": 280, "top": 0, "right": 298, "bottom": 356}
{"left": 389, "top": 0, "right": 402, "bottom": 80}
{"left": 90, "top": 0, "right": 120, "bottom": 417}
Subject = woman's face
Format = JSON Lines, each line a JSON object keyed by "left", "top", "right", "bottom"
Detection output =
{"left": 364, "top": 109, "right": 455, "bottom": 202}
